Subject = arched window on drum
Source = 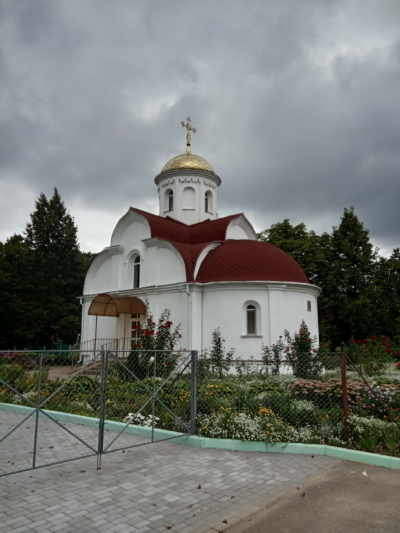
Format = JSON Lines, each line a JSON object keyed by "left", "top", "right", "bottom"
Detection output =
{"left": 165, "top": 189, "right": 173, "bottom": 212}
{"left": 205, "top": 190, "right": 213, "bottom": 214}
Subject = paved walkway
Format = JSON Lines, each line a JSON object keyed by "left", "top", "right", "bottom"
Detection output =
{"left": 1, "top": 424, "right": 340, "bottom": 533}
{"left": 226, "top": 461, "right": 400, "bottom": 533}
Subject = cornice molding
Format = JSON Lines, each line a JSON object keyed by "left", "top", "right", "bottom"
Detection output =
{"left": 154, "top": 168, "right": 221, "bottom": 188}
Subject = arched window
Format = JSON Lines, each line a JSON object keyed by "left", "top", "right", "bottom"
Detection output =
{"left": 183, "top": 187, "right": 195, "bottom": 209}
{"left": 133, "top": 256, "right": 140, "bottom": 288}
{"left": 246, "top": 305, "right": 256, "bottom": 335}
{"left": 205, "top": 190, "right": 213, "bottom": 213}
{"left": 168, "top": 190, "right": 173, "bottom": 211}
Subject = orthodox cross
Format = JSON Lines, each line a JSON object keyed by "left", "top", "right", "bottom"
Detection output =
{"left": 181, "top": 117, "right": 196, "bottom": 154}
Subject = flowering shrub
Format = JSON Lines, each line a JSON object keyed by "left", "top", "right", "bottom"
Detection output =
{"left": 347, "top": 336, "right": 396, "bottom": 376}
{"left": 197, "top": 408, "right": 333, "bottom": 445}
{"left": 284, "top": 321, "right": 323, "bottom": 379}
{"left": 347, "top": 382, "right": 400, "bottom": 420}
{"left": 201, "top": 329, "right": 235, "bottom": 379}
{"left": 289, "top": 378, "right": 362, "bottom": 409}
{"left": 261, "top": 337, "right": 285, "bottom": 375}
{"left": 122, "top": 309, "right": 182, "bottom": 380}
{"left": 261, "top": 322, "right": 331, "bottom": 377}
{"left": 123, "top": 412, "right": 160, "bottom": 427}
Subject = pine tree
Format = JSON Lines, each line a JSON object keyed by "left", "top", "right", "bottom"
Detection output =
{"left": 23, "top": 188, "right": 84, "bottom": 347}
{"left": 364, "top": 251, "right": 400, "bottom": 340}
{"left": 321, "top": 207, "right": 378, "bottom": 345}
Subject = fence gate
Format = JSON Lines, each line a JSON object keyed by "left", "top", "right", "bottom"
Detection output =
{"left": 98, "top": 350, "right": 197, "bottom": 466}
{"left": 0, "top": 350, "right": 197, "bottom": 477}
{"left": 0, "top": 351, "right": 103, "bottom": 477}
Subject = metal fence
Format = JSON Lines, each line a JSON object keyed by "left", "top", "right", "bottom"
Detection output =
{"left": 0, "top": 349, "right": 197, "bottom": 477}
{"left": 1, "top": 348, "right": 399, "bottom": 476}
{"left": 194, "top": 351, "right": 400, "bottom": 456}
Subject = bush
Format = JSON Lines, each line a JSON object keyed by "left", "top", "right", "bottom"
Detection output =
{"left": 284, "top": 320, "right": 323, "bottom": 379}
{"left": 0, "top": 363, "right": 27, "bottom": 392}
{"left": 117, "top": 309, "right": 183, "bottom": 381}
{"left": 346, "top": 336, "right": 396, "bottom": 376}
{"left": 261, "top": 338, "right": 285, "bottom": 375}
{"left": 348, "top": 414, "right": 400, "bottom": 454}
{"left": 202, "top": 329, "right": 234, "bottom": 379}
{"left": 61, "top": 375, "right": 100, "bottom": 408}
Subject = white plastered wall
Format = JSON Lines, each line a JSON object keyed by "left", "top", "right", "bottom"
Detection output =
{"left": 200, "top": 282, "right": 320, "bottom": 357}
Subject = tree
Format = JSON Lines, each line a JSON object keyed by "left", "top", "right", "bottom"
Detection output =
{"left": 364, "top": 250, "right": 400, "bottom": 341}
{"left": 0, "top": 235, "right": 33, "bottom": 348}
{"left": 258, "top": 209, "right": 400, "bottom": 346}
{"left": 258, "top": 218, "right": 333, "bottom": 337}
{"left": 321, "top": 207, "right": 378, "bottom": 345}
{"left": 258, "top": 219, "right": 330, "bottom": 286}
{"left": 22, "top": 188, "right": 84, "bottom": 347}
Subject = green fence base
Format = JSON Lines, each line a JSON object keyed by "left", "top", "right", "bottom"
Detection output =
{"left": 2, "top": 402, "right": 400, "bottom": 469}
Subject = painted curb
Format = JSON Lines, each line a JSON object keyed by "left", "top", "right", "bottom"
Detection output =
{"left": 0, "top": 402, "right": 179, "bottom": 441}
{"left": 1, "top": 402, "right": 400, "bottom": 469}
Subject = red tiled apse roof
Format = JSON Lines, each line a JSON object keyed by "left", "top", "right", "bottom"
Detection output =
{"left": 196, "top": 240, "right": 309, "bottom": 284}
{"left": 130, "top": 208, "right": 309, "bottom": 284}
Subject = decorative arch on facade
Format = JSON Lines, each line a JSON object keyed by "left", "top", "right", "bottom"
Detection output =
{"left": 226, "top": 215, "right": 258, "bottom": 240}
{"left": 111, "top": 209, "right": 150, "bottom": 246}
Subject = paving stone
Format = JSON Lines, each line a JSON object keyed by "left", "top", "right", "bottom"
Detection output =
{"left": 0, "top": 410, "right": 340, "bottom": 533}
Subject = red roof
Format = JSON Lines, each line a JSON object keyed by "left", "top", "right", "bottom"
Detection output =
{"left": 130, "top": 207, "right": 239, "bottom": 244}
{"left": 130, "top": 208, "right": 309, "bottom": 284}
{"left": 196, "top": 240, "right": 309, "bottom": 284}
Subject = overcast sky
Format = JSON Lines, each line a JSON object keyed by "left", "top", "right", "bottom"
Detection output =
{"left": 1, "top": 0, "right": 399, "bottom": 256}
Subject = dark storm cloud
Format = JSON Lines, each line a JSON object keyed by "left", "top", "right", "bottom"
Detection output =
{"left": 0, "top": 0, "right": 399, "bottom": 253}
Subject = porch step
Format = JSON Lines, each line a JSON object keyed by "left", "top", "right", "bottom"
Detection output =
{"left": 69, "top": 360, "right": 102, "bottom": 376}
{"left": 70, "top": 357, "right": 128, "bottom": 376}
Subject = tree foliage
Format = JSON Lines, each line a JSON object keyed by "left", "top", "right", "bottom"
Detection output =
{"left": 258, "top": 219, "right": 330, "bottom": 285}
{"left": 259, "top": 207, "right": 400, "bottom": 347}
{"left": 0, "top": 189, "right": 88, "bottom": 348}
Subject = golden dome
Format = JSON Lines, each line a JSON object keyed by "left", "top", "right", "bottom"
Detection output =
{"left": 162, "top": 153, "right": 214, "bottom": 173}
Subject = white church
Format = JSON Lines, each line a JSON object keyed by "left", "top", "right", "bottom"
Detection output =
{"left": 80, "top": 119, "right": 320, "bottom": 356}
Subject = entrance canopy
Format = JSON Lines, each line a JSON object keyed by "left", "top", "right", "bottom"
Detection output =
{"left": 88, "top": 293, "right": 146, "bottom": 317}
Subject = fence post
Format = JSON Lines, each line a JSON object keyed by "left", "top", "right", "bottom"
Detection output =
{"left": 190, "top": 350, "right": 198, "bottom": 435}
{"left": 340, "top": 351, "right": 349, "bottom": 443}
{"left": 97, "top": 350, "right": 108, "bottom": 469}
{"left": 32, "top": 352, "right": 43, "bottom": 469}
{"left": 151, "top": 352, "right": 156, "bottom": 443}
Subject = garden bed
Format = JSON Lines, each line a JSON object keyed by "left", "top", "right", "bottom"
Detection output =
{"left": 1, "top": 359, "right": 400, "bottom": 457}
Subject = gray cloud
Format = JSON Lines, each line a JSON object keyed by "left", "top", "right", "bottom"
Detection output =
{"left": 0, "top": 0, "right": 399, "bottom": 254}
